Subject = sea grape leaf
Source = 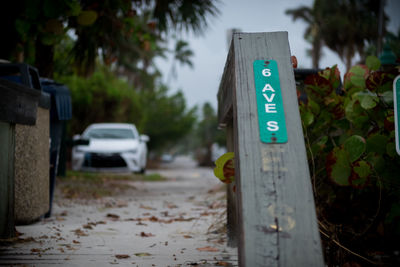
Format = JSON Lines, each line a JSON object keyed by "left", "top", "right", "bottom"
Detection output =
{"left": 360, "top": 94, "right": 377, "bottom": 109}
{"left": 366, "top": 56, "right": 381, "bottom": 71}
{"left": 382, "top": 91, "right": 394, "bottom": 105}
{"left": 347, "top": 65, "right": 368, "bottom": 88}
{"left": 344, "top": 135, "right": 366, "bottom": 162}
{"left": 318, "top": 136, "right": 329, "bottom": 146}
{"left": 350, "top": 65, "right": 368, "bottom": 76}
{"left": 308, "top": 100, "right": 320, "bottom": 115}
{"left": 366, "top": 134, "right": 388, "bottom": 154}
{"left": 302, "top": 111, "right": 314, "bottom": 126}
{"left": 365, "top": 153, "right": 385, "bottom": 173}
{"left": 349, "top": 160, "right": 371, "bottom": 188}
{"left": 351, "top": 75, "right": 366, "bottom": 88}
{"left": 386, "top": 142, "right": 397, "bottom": 157}
{"left": 353, "top": 116, "right": 369, "bottom": 129}
{"left": 353, "top": 160, "right": 371, "bottom": 178}
{"left": 330, "top": 149, "right": 351, "bottom": 186}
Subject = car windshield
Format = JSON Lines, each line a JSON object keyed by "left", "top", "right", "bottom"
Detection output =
{"left": 84, "top": 128, "right": 136, "bottom": 139}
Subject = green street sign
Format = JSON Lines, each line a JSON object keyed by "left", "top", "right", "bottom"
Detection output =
{"left": 253, "top": 60, "right": 288, "bottom": 144}
{"left": 394, "top": 75, "right": 400, "bottom": 155}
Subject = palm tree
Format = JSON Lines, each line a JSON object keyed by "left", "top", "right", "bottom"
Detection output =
{"left": 72, "top": 0, "right": 220, "bottom": 77}
{"left": 167, "top": 40, "right": 194, "bottom": 83}
{"left": 287, "top": 0, "right": 386, "bottom": 71}
{"left": 319, "top": 0, "right": 385, "bottom": 71}
{"left": 151, "top": 0, "right": 220, "bottom": 35}
{"left": 286, "top": 0, "right": 325, "bottom": 69}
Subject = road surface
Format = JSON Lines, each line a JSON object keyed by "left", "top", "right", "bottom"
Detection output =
{"left": 0, "top": 155, "right": 238, "bottom": 266}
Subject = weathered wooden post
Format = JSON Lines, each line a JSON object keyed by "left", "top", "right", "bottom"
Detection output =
{"left": 218, "top": 32, "right": 324, "bottom": 266}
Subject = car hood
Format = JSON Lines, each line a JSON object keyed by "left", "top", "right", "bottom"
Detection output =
{"left": 77, "top": 139, "right": 140, "bottom": 153}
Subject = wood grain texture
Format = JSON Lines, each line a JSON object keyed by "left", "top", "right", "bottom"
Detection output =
{"left": 226, "top": 123, "right": 238, "bottom": 247}
{"left": 217, "top": 40, "right": 235, "bottom": 127}
{"left": 218, "top": 32, "right": 324, "bottom": 266}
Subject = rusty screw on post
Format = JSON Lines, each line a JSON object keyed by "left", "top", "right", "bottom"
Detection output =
{"left": 291, "top": 55, "right": 298, "bottom": 69}
{"left": 271, "top": 133, "right": 277, "bottom": 143}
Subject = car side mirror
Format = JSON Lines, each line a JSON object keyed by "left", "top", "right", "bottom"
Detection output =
{"left": 140, "top": 134, "right": 150, "bottom": 142}
{"left": 73, "top": 139, "right": 90, "bottom": 146}
{"left": 72, "top": 134, "right": 89, "bottom": 146}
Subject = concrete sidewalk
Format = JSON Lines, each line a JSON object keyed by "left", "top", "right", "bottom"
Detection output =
{"left": 0, "top": 156, "right": 238, "bottom": 266}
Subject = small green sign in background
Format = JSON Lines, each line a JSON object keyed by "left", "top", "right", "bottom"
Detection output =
{"left": 394, "top": 75, "right": 400, "bottom": 155}
{"left": 253, "top": 60, "right": 288, "bottom": 144}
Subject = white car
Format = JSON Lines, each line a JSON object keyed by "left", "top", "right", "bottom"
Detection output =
{"left": 72, "top": 123, "right": 149, "bottom": 173}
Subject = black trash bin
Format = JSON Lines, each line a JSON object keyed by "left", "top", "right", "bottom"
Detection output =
{"left": 0, "top": 63, "right": 45, "bottom": 235}
{"left": 40, "top": 78, "right": 72, "bottom": 217}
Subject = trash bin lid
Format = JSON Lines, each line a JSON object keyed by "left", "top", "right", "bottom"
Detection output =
{"left": 0, "top": 63, "right": 42, "bottom": 91}
{"left": 40, "top": 79, "right": 72, "bottom": 121}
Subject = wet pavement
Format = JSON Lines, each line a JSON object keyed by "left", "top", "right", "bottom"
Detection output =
{"left": 0, "top": 156, "right": 238, "bottom": 266}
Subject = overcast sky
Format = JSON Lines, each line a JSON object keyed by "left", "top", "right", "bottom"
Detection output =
{"left": 156, "top": 0, "right": 400, "bottom": 111}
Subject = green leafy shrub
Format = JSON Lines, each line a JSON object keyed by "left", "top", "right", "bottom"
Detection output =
{"left": 299, "top": 56, "right": 400, "bottom": 265}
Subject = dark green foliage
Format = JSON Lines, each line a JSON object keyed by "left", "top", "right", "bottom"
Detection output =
{"left": 286, "top": 0, "right": 388, "bottom": 70}
{"left": 0, "top": 0, "right": 220, "bottom": 78}
{"left": 138, "top": 86, "right": 196, "bottom": 151}
{"left": 193, "top": 103, "right": 226, "bottom": 166}
{"left": 299, "top": 56, "right": 400, "bottom": 265}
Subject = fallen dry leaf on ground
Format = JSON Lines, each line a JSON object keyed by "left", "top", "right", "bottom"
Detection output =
{"left": 174, "top": 217, "right": 195, "bottom": 222}
{"left": 208, "top": 201, "right": 225, "bottom": 209}
{"left": 139, "top": 232, "right": 155, "bottom": 237}
{"left": 164, "top": 202, "right": 178, "bottom": 209}
{"left": 71, "top": 228, "right": 88, "bottom": 237}
{"left": 115, "top": 254, "right": 130, "bottom": 259}
{"left": 106, "top": 213, "right": 120, "bottom": 220}
{"left": 134, "top": 252, "right": 152, "bottom": 257}
{"left": 140, "top": 204, "right": 156, "bottom": 210}
{"left": 59, "top": 210, "right": 68, "bottom": 216}
{"left": 183, "top": 235, "right": 193, "bottom": 239}
{"left": 104, "top": 199, "right": 128, "bottom": 208}
{"left": 83, "top": 224, "right": 93, "bottom": 229}
{"left": 200, "top": 211, "right": 219, "bottom": 216}
{"left": 196, "top": 246, "right": 219, "bottom": 252}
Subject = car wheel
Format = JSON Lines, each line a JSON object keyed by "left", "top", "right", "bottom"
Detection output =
{"left": 139, "top": 167, "right": 146, "bottom": 174}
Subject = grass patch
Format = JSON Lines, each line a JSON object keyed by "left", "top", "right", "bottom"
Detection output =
{"left": 64, "top": 170, "right": 166, "bottom": 182}
{"left": 65, "top": 170, "right": 134, "bottom": 182}
{"left": 142, "top": 173, "right": 165, "bottom": 182}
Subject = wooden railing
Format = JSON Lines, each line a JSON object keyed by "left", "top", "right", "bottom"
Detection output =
{"left": 217, "top": 32, "right": 324, "bottom": 266}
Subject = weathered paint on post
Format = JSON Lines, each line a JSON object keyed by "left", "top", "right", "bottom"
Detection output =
{"left": 218, "top": 32, "right": 324, "bottom": 266}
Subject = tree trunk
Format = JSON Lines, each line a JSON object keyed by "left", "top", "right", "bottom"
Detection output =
{"left": 345, "top": 47, "right": 353, "bottom": 72}
{"left": 35, "top": 39, "right": 54, "bottom": 78}
{"left": 312, "top": 36, "right": 321, "bottom": 69}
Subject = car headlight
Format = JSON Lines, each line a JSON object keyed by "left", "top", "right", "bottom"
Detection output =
{"left": 126, "top": 149, "right": 137, "bottom": 154}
